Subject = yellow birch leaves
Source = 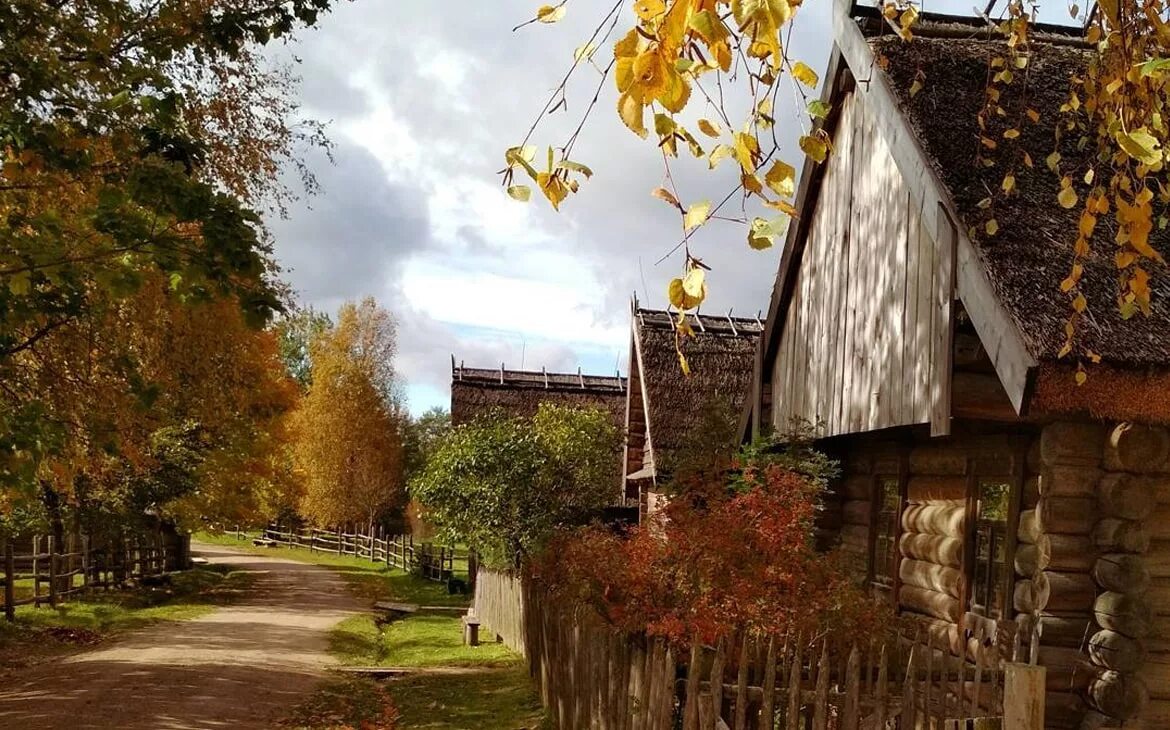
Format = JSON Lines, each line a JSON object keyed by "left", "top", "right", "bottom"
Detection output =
{"left": 667, "top": 259, "right": 707, "bottom": 311}
{"left": 764, "top": 160, "right": 796, "bottom": 198}
{"left": 536, "top": 4, "right": 566, "bottom": 23}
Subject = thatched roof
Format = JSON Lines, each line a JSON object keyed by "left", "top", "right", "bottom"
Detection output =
{"left": 870, "top": 28, "right": 1170, "bottom": 366}
{"left": 632, "top": 309, "right": 763, "bottom": 475}
{"left": 449, "top": 365, "right": 627, "bottom": 428}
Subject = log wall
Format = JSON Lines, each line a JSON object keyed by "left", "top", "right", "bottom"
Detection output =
{"left": 826, "top": 419, "right": 1170, "bottom": 728}
{"left": 826, "top": 428, "right": 1036, "bottom": 657}
{"left": 1022, "top": 420, "right": 1170, "bottom": 729}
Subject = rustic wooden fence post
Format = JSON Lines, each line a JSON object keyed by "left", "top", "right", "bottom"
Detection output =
{"left": 32, "top": 535, "right": 41, "bottom": 607}
{"left": 811, "top": 641, "right": 829, "bottom": 730}
{"left": 683, "top": 638, "right": 701, "bottom": 730}
{"left": 4, "top": 541, "right": 15, "bottom": 622}
{"left": 760, "top": 636, "right": 777, "bottom": 730}
{"left": 900, "top": 637, "right": 917, "bottom": 730}
{"left": 47, "top": 535, "right": 58, "bottom": 609}
{"left": 1004, "top": 663, "right": 1045, "bottom": 730}
{"left": 734, "top": 637, "right": 750, "bottom": 730}
{"left": 81, "top": 535, "right": 90, "bottom": 591}
{"left": 708, "top": 636, "right": 725, "bottom": 729}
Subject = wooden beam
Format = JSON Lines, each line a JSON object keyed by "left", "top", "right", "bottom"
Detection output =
{"left": 950, "top": 372, "right": 1018, "bottom": 422}
{"left": 932, "top": 206, "right": 957, "bottom": 437}
{"left": 831, "top": 0, "right": 1037, "bottom": 419}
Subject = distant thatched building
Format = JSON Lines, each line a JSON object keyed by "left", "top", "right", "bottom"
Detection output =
{"left": 623, "top": 306, "right": 763, "bottom": 515}
{"left": 449, "top": 360, "right": 628, "bottom": 494}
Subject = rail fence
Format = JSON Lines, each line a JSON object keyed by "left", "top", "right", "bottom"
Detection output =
{"left": 474, "top": 569, "right": 1047, "bottom": 729}
{"left": 1, "top": 531, "right": 179, "bottom": 622}
{"left": 239, "top": 526, "right": 476, "bottom": 590}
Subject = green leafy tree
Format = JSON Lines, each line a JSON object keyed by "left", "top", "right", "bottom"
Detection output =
{"left": 0, "top": 0, "right": 342, "bottom": 534}
{"left": 410, "top": 403, "right": 621, "bottom": 568}
{"left": 275, "top": 307, "right": 333, "bottom": 389}
{"left": 402, "top": 407, "right": 451, "bottom": 482}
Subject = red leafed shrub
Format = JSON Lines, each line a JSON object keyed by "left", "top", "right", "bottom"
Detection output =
{"left": 532, "top": 446, "right": 889, "bottom": 648}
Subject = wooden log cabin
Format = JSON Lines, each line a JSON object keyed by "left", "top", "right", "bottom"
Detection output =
{"left": 743, "top": 3, "right": 1170, "bottom": 727}
{"left": 622, "top": 304, "right": 763, "bottom": 517}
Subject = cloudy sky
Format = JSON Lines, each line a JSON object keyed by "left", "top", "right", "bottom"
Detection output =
{"left": 265, "top": 0, "right": 1070, "bottom": 415}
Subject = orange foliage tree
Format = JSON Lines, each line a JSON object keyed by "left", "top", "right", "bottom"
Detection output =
{"left": 1, "top": 0, "right": 341, "bottom": 531}
{"left": 11, "top": 275, "right": 301, "bottom": 539}
{"left": 293, "top": 299, "right": 406, "bottom": 531}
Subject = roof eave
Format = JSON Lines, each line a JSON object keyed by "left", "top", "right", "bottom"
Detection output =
{"left": 630, "top": 309, "right": 657, "bottom": 480}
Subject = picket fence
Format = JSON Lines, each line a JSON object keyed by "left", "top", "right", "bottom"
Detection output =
{"left": 1, "top": 531, "right": 178, "bottom": 621}
{"left": 473, "top": 569, "right": 1046, "bottom": 729}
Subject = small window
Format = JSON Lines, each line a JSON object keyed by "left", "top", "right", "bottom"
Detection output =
{"left": 972, "top": 480, "right": 1011, "bottom": 617}
{"left": 872, "top": 478, "right": 901, "bottom": 588}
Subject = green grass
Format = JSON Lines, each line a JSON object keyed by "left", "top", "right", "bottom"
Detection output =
{"left": 0, "top": 564, "right": 252, "bottom": 666}
{"left": 330, "top": 613, "right": 516, "bottom": 669}
{"left": 278, "top": 671, "right": 548, "bottom": 730}
{"left": 279, "top": 677, "right": 401, "bottom": 729}
{"left": 390, "top": 667, "right": 548, "bottom": 730}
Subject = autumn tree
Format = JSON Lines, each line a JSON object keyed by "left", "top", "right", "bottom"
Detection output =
{"left": 504, "top": 0, "right": 1170, "bottom": 370}
{"left": 0, "top": 1, "right": 342, "bottom": 529}
{"left": 294, "top": 299, "right": 406, "bottom": 530}
{"left": 410, "top": 403, "right": 621, "bottom": 568}
{"left": 19, "top": 275, "right": 301, "bottom": 542}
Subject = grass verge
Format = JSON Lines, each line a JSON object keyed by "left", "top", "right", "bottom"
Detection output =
{"left": 279, "top": 677, "right": 401, "bottom": 730}
{"left": 389, "top": 667, "right": 547, "bottom": 729}
{"left": 330, "top": 613, "right": 516, "bottom": 668}
{"left": 279, "top": 669, "right": 546, "bottom": 730}
{"left": 0, "top": 564, "right": 252, "bottom": 670}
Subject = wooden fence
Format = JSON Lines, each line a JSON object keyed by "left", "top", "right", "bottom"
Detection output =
{"left": 473, "top": 569, "right": 1047, "bottom": 729}
{"left": 244, "top": 526, "right": 475, "bottom": 589}
{"left": 1, "top": 531, "right": 177, "bottom": 622}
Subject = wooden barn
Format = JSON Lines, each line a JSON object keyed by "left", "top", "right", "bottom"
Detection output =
{"left": 623, "top": 305, "right": 763, "bottom": 516}
{"left": 449, "top": 360, "right": 628, "bottom": 492}
{"left": 743, "top": 3, "right": 1170, "bottom": 727}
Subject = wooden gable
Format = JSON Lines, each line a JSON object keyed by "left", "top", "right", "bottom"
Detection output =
{"left": 755, "top": 0, "right": 1037, "bottom": 441}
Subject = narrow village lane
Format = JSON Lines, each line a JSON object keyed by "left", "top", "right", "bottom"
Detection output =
{"left": 0, "top": 542, "right": 361, "bottom": 729}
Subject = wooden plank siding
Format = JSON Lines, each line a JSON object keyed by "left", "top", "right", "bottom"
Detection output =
{"left": 770, "top": 88, "right": 941, "bottom": 438}
{"left": 827, "top": 0, "right": 1035, "bottom": 415}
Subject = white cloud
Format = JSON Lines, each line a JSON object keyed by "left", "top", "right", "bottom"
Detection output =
{"left": 400, "top": 258, "right": 624, "bottom": 349}
{"left": 270, "top": 0, "right": 833, "bottom": 414}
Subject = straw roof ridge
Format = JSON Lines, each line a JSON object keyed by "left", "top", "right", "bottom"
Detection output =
{"left": 633, "top": 308, "right": 762, "bottom": 474}
{"left": 450, "top": 364, "right": 628, "bottom": 428}
{"left": 871, "top": 33, "right": 1170, "bottom": 366}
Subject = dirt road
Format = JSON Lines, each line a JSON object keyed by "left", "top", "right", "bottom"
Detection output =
{"left": 0, "top": 543, "right": 362, "bottom": 729}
